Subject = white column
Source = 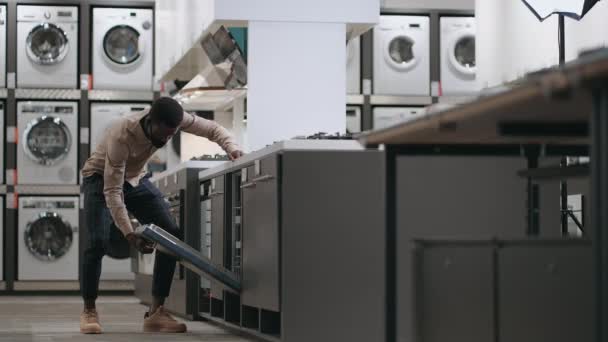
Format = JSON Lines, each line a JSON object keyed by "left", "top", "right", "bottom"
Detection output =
{"left": 232, "top": 96, "right": 247, "bottom": 151}
{"left": 247, "top": 21, "right": 346, "bottom": 151}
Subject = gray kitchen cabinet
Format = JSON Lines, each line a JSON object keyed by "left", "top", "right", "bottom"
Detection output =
{"left": 197, "top": 141, "right": 385, "bottom": 341}
{"left": 242, "top": 157, "right": 280, "bottom": 311}
{"left": 498, "top": 241, "right": 593, "bottom": 342}
{"left": 416, "top": 243, "right": 495, "bottom": 342}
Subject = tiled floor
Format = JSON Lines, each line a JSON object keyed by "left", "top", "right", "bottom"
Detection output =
{"left": 0, "top": 296, "right": 255, "bottom": 342}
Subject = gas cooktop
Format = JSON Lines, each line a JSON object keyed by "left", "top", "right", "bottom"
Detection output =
{"left": 292, "top": 132, "right": 354, "bottom": 140}
{"left": 190, "top": 154, "right": 230, "bottom": 161}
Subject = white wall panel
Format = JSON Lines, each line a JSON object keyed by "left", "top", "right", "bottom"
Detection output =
{"left": 565, "top": 0, "right": 608, "bottom": 60}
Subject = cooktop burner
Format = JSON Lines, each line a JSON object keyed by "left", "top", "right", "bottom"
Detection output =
{"left": 191, "top": 154, "right": 230, "bottom": 161}
{"left": 293, "top": 132, "right": 354, "bottom": 140}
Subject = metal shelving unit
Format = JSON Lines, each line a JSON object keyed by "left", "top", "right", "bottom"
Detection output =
{"left": 0, "top": 0, "right": 157, "bottom": 293}
{"left": 370, "top": 95, "right": 433, "bottom": 106}
{"left": 13, "top": 185, "right": 81, "bottom": 195}
{"left": 88, "top": 89, "right": 155, "bottom": 102}
{"left": 14, "top": 89, "right": 82, "bottom": 100}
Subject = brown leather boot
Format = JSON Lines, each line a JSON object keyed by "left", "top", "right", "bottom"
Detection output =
{"left": 80, "top": 309, "right": 102, "bottom": 334}
{"left": 143, "top": 306, "right": 187, "bottom": 333}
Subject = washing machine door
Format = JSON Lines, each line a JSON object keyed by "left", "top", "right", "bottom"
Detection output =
{"left": 103, "top": 25, "right": 143, "bottom": 66}
{"left": 449, "top": 32, "right": 476, "bottom": 77}
{"left": 384, "top": 33, "right": 419, "bottom": 71}
{"left": 23, "top": 116, "right": 72, "bottom": 166}
{"left": 25, "top": 212, "right": 73, "bottom": 261}
{"left": 26, "top": 23, "right": 70, "bottom": 65}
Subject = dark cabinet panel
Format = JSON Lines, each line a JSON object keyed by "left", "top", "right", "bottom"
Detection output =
{"left": 242, "top": 157, "right": 280, "bottom": 311}
{"left": 417, "top": 244, "right": 495, "bottom": 342}
{"left": 498, "top": 243, "right": 593, "bottom": 342}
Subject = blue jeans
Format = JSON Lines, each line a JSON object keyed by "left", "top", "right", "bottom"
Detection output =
{"left": 80, "top": 173, "right": 182, "bottom": 300}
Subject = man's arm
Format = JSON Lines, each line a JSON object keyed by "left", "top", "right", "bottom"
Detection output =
{"left": 103, "top": 138, "right": 133, "bottom": 236}
{"left": 180, "top": 112, "right": 241, "bottom": 156}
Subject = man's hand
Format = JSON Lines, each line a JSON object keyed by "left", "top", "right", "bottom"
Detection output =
{"left": 229, "top": 150, "right": 244, "bottom": 161}
{"left": 125, "top": 232, "right": 155, "bottom": 254}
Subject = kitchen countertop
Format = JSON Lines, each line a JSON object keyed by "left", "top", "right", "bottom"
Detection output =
{"left": 198, "top": 139, "right": 364, "bottom": 180}
{"left": 150, "top": 160, "right": 228, "bottom": 182}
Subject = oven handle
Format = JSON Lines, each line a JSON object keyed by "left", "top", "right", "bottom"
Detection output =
{"left": 208, "top": 191, "right": 224, "bottom": 198}
{"left": 251, "top": 175, "right": 275, "bottom": 183}
{"left": 240, "top": 181, "right": 256, "bottom": 189}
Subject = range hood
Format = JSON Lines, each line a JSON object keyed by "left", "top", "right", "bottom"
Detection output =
{"left": 173, "top": 26, "right": 248, "bottom": 111}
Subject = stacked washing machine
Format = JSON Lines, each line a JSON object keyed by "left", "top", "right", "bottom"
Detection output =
{"left": 17, "top": 6, "right": 79, "bottom": 88}
{"left": 440, "top": 16, "right": 478, "bottom": 95}
{"left": 92, "top": 7, "right": 154, "bottom": 90}
{"left": 5, "top": 5, "right": 155, "bottom": 290}
{"left": 370, "top": 14, "right": 478, "bottom": 130}
{"left": 16, "top": 100, "right": 80, "bottom": 283}
{"left": 18, "top": 197, "right": 79, "bottom": 281}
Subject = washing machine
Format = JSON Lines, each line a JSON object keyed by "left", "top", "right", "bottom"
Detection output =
{"left": 373, "top": 15, "right": 430, "bottom": 96}
{"left": 92, "top": 7, "right": 154, "bottom": 90}
{"left": 440, "top": 16, "right": 477, "bottom": 95}
{"left": 346, "top": 106, "right": 362, "bottom": 133}
{"left": 0, "top": 197, "right": 3, "bottom": 282}
{"left": 0, "top": 103, "right": 4, "bottom": 184}
{"left": 0, "top": 6, "right": 6, "bottom": 88}
{"left": 17, "top": 101, "right": 78, "bottom": 185}
{"left": 90, "top": 102, "right": 149, "bottom": 150}
{"left": 373, "top": 106, "right": 425, "bottom": 130}
{"left": 347, "top": 37, "right": 361, "bottom": 94}
{"left": 18, "top": 196, "right": 79, "bottom": 280}
{"left": 17, "top": 5, "right": 78, "bottom": 89}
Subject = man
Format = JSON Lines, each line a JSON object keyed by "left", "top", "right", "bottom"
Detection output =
{"left": 79, "top": 97, "right": 243, "bottom": 334}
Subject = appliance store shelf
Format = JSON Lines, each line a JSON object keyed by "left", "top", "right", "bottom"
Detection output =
{"left": 370, "top": 95, "right": 433, "bottom": 106}
{"left": 15, "top": 89, "right": 82, "bottom": 100}
{"left": 437, "top": 95, "right": 479, "bottom": 105}
{"left": 347, "top": 94, "right": 364, "bottom": 105}
{"left": 13, "top": 281, "right": 79, "bottom": 291}
{"left": 14, "top": 185, "right": 81, "bottom": 195}
{"left": 99, "top": 280, "right": 135, "bottom": 291}
{"left": 88, "top": 90, "right": 155, "bottom": 102}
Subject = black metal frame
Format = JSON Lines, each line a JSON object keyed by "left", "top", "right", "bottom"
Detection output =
{"left": 591, "top": 85, "right": 608, "bottom": 342}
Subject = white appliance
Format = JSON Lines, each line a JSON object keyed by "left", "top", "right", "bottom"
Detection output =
{"left": 17, "top": 5, "right": 78, "bottom": 88}
{"left": 90, "top": 102, "right": 149, "bottom": 150}
{"left": 346, "top": 106, "right": 361, "bottom": 133}
{"left": 0, "top": 103, "right": 4, "bottom": 184}
{"left": 0, "top": 197, "right": 3, "bottom": 281}
{"left": 440, "top": 16, "right": 477, "bottom": 95}
{"left": 17, "top": 101, "right": 78, "bottom": 185}
{"left": 373, "top": 15, "right": 430, "bottom": 96}
{"left": 0, "top": 6, "right": 6, "bottom": 88}
{"left": 92, "top": 7, "right": 154, "bottom": 90}
{"left": 18, "top": 196, "right": 79, "bottom": 280}
{"left": 347, "top": 37, "right": 361, "bottom": 94}
{"left": 373, "top": 106, "right": 424, "bottom": 129}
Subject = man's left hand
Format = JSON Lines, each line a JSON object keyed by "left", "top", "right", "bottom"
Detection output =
{"left": 229, "top": 150, "right": 244, "bottom": 161}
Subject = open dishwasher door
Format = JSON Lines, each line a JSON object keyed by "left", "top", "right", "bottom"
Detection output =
{"left": 135, "top": 224, "right": 242, "bottom": 292}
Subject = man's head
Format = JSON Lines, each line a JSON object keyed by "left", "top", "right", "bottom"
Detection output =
{"left": 147, "top": 97, "right": 183, "bottom": 148}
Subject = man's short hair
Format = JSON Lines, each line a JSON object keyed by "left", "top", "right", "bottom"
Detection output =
{"left": 149, "top": 97, "right": 184, "bottom": 128}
